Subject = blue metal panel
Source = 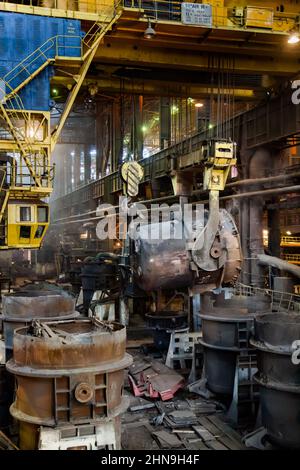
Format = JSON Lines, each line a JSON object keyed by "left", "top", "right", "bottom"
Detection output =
{"left": 61, "top": 19, "right": 82, "bottom": 57}
{"left": 0, "top": 62, "right": 12, "bottom": 81}
{"left": 13, "top": 13, "right": 29, "bottom": 61}
{"left": 0, "top": 12, "right": 82, "bottom": 111}
{"left": 0, "top": 12, "right": 82, "bottom": 63}
{"left": 0, "top": 13, "right": 12, "bottom": 62}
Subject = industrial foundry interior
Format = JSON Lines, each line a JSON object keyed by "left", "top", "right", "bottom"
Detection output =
{"left": 1, "top": 0, "right": 300, "bottom": 452}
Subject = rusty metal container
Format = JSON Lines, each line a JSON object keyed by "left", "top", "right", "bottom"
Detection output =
{"left": 199, "top": 308, "right": 255, "bottom": 395}
{"left": 7, "top": 319, "right": 132, "bottom": 449}
{"left": 2, "top": 290, "right": 78, "bottom": 359}
{"left": 198, "top": 292, "right": 268, "bottom": 396}
{"left": 134, "top": 209, "right": 241, "bottom": 292}
{"left": 251, "top": 312, "right": 300, "bottom": 449}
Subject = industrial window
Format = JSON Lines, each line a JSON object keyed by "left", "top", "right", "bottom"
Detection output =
{"left": 37, "top": 206, "right": 48, "bottom": 223}
{"left": 20, "top": 206, "right": 32, "bottom": 222}
{"left": 19, "top": 226, "right": 31, "bottom": 239}
{"left": 34, "top": 225, "right": 45, "bottom": 239}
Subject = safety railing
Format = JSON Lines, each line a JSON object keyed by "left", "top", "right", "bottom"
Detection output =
{"left": 0, "top": 2, "right": 119, "bottom": 101}
{"left": 0, "top": 167, "right": 7, "bottom": 192}
{"left": 0, "top": 91, "right": 51, "bottom": 188}
{"left": 0, "top": 0, "right": 119, "bottom": 14}
{"left": 281, "top": 236, "right": 300, "bottom": 245}
{"left": 2, "top": 35, "right": 82, "bottom": 100}
{"left": 234, "top": 282, "right": 300, "bottom": 313}
{"left": 0, "top": 108, "right": 49, "bottom": 145}
{"left": 122, "top": 0, "right": 297, "bottom": 31}
{"left": 0, "top": 1, "right": 122, "bottom": 195}
{"left": 81, "top": 3, "right": 119, "bottom": 54}
{"left": 0, "top": 0, "right": 298, "bottom": 34}
{"left": 283, "top": 254, "right": 300, "bottom": 264}
{"left": 1, "top": 162, "right": 54, "bottom": 189}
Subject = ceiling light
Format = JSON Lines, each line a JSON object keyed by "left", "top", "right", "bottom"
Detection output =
{"left": 144, "top": 19, "right": 156, "bottom": 39}
{"left": 288, "top": 33, "right": 300, "bottom": 44}
{"left": 195, "top": 102, "right": 204, "bottom": 108}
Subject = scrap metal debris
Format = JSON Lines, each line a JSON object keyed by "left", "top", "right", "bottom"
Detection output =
{"left": 125, "top": 379, "right": 247, "bottom": 451}
{"left": 128, "top": 356, "right": 184, "bottom": 401}
{"left": 164, "top": 410, "right": 199, "bottom": 428}
{"left": 152, "top": 430, "right": 183, "bottom": 449}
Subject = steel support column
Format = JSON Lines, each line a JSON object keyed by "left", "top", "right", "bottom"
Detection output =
{"left": 84, "top": 145, "right": 91, "bottom": 184}
{"left": 112, "top": 100, "right": 122, "bottom": 171}
{"left": 267, "top": 200, "right": 281, "bottom": 258}
{"left": 73, "top": 148, "right": 81, "bottom": 189}
{"left": 248, "top": 147, "right": 273, "bottom": 287}
{"left": 131, "top": 95, "right": 143, "bottom": 160}
{"left": 160, "top": 97, "right": 171, "bottom": 149}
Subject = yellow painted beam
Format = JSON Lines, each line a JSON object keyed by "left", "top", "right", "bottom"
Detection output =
{"left": 95, "top": 40, "right": 300, "bottom": 75}
{"left": 51, "top": 9, "right": 122, "bottom": 149}
{"left": 0, "top": 1, "right": 111, "bottom": 21}
{"left": 53, "top": 76, "right": 258, "bottom": 99}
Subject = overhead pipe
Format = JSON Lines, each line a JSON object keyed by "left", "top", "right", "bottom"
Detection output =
{"left": 225, "top": 171, "right": 300, "bottom": 189}
{"left": 197, "top": 185, "right": 300, "bottom": 203}
{"left": 220, "top": 185, "right": 300, "bottom": 201}
{"left": 53, "top": 185, "right": 300, "bottom": 226}
{"left": 257, "top": 254, "right": 300, "bottom": 279}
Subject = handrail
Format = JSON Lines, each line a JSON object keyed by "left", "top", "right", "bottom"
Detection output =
{"left": 234, "top": 282, "right": 300, "bottom": 313}
{"left": 284, "top": 254, "right": 300, "bottom": 261}
{"left": 0, "top": 2, "right": 122, "bottom": 193}
{"left": 1, "top": 162, "right": 54, "bottom": 187}
{"left": 2, "top": 35, "right": 82, "bottom": 99}
{"left": 281, "top": 236, "right": 300, "bottom": 244}
{"left": 0, "top": 167, "right": 6, "bottom": 192}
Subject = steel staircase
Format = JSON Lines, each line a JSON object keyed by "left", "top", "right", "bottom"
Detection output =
{"left": 50, "top": 6, "right": 123, "bottom": 146}
{"left": 0, "top": 3, "right": 123, "bottom": 248}
{"left": 1, "top": 5, "right": 121, "bottom": 104}
{"left": 0, "top": 91, "right": 47, "bottom": 188}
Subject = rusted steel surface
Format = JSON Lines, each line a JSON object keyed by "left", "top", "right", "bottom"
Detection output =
{"left": 201, "top": 291, "right": 271, "bottom": 317}
{"left": 2, "top": 291, "right": 76, "bottom": 319}
{"left": 2, "top": 291, "right": 79, "bottom": 356}
{"left": 134, "top": 210, "right": 241, "bottom": 292}
{"left": 252, "top": 312, "right": 300, "bottom": 449}
{"left": 11, "top": 320, "right": 127, "bottom": 369}
{"left": 7, "top": 319, "right": 132, "bottom": 429}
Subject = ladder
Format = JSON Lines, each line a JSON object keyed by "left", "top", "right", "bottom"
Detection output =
{"left": 51, "top": 6, "right": 123, "bottom": 147}
{"left": 0, "top": 3, "right": 123, "bottom": 248}
{"left": 226, "top": 320, "right": 259, "bottom": 425}
{"left": 0, "top": 4, "right": 122, "bottom": 153}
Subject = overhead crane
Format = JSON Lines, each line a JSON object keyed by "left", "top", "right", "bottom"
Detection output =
{"left": 1, "top": 0, "right": 300, "bottom": 251}
{"left": 0, "top": 3, "right": 122, "bottom": 249}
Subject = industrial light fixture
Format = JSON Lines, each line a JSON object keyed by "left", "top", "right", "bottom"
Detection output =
{"left": 288, "top": 32, "right": 300, "bottom": 44}
{"left": 144, "top": 18, "right": 156, "bottom": 39}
